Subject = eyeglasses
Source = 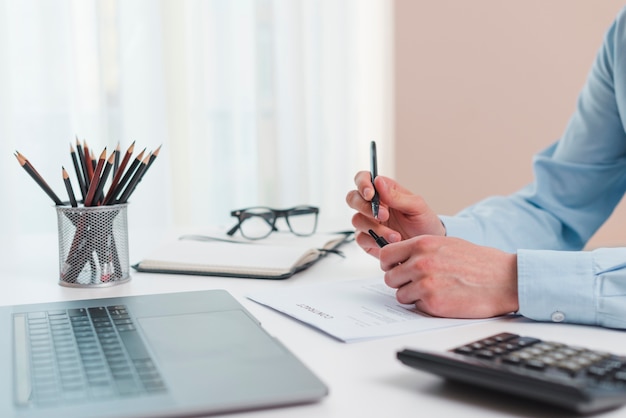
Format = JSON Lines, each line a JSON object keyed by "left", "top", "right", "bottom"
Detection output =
{"left": 226, "top": 205, "right": 319, "bottom": 240}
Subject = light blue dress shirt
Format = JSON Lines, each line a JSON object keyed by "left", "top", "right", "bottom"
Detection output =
{"left": 440, "top": 7, "right": 626, "bottom": 329}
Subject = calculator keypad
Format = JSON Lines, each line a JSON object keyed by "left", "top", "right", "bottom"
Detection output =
{"left": 452, "top": 332, "right": 626, "bottom": 385}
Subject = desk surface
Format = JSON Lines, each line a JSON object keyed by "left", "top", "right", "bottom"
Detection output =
{"left": 3, "top": 230, "right": 626, "bottom": 418}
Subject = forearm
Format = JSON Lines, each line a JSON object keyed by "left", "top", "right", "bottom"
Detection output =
{"left": 440, "top": 190, "right": 585, "bottom": 253}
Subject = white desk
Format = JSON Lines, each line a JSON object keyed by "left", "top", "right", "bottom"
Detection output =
{"left": 3, "top": 230, "right": 626, "bottom": 418}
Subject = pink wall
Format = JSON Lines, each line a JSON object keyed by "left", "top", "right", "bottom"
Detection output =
{"left": 394, "top": 0, "right": 626, "bottom": 248}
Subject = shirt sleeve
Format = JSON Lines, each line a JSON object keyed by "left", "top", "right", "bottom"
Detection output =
{"left": 439, "top": 7, "right": 626, "bottom": 328}
{"left": 518, "top": 248, "right": 626, "bottom": 329}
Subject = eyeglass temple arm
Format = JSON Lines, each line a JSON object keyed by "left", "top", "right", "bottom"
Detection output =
{"left": 226, "top": 223, "right": 240, "bottom": 236}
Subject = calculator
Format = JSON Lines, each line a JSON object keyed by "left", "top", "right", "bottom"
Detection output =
{"left": 397, "top": 332, "right": 626, "bottom": 414}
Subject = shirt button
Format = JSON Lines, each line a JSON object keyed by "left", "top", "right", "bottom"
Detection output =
{"left": 551, "top": 311, "right": 565, "bottom": 322}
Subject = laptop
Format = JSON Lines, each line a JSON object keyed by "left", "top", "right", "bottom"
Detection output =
{"left": 0, "top": 289, "right": 328, "bottom": 417}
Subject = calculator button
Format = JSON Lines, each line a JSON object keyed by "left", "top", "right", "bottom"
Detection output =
{"left": 491, "top": 333, "right": 518, "bottom": 342}
{"left": 515, "top": 337, "right": 541, "bottom": 347}
{"left": 587, "top": 366, "right": 608, "bottom": 377}
{"left": 502, "top": 355, "right": 522, "bottom": 366}
{"left": 525, "top": 360, "right": 546, "bottom": 370}
{"left": 453, "top": 346, "right": 473, "bottom": 355}
{"left": 557, "top": 361, "right": 584, "bottom": 375}
{"left": 475, "top": 350, "right": 495, "bottom": 359}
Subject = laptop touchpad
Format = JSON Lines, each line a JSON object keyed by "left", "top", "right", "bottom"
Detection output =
{"left": 137, "top": 310, "right": 285, "bottom": 362}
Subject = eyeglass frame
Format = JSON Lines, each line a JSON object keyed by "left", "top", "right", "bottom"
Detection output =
{"left": 226, "top": 205, "right": 320, "bottom": 240}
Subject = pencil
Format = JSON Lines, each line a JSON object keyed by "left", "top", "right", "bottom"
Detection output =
{"left": 15, "top": 152, "right": 63, "bottom": 205}
{"left": 107, "top": 148, "right": 145, "bottom": 205}
{"left": 76, "top": 138, "right": 89, "bottom": 191}
{"left": 117, "top": 153, "right": 150, "bottom": 204}
{"left": 146, "top": 144, "right": 161, "bottom": 170}
{"left": 62, "top": 166, "right": 78, "bottom": 207}
{"left": 90, "top": 148, "right": 97, "bottom": 170}
{"left": 119, "top": 145, "right": 161, "bottom": 203}
{"left": 70, "top": 143, "right": 87, "bottom": 200}
{"left": 16, "top": 151, "right": 47, "bottom": 181}
{"left": 84, "top": 148, "right": 107, "bottom": 207}
{"left": 102, "top": 141, "right": 135, "bottom": 205}
{"left": 113, "top": 141, "right": 120, "bottom": 179}
{"left": 93, "top": 152, "right": 115, "bottom": 205}
{"left": 83, "top": 140, "right": 94, "bottom": 184}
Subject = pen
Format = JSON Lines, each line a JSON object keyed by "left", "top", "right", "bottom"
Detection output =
{"left": 368, "top": 229, "right": 388, "bottom": 248}
{"left": 370, "top": 141, "right": 380, "bottom": 219}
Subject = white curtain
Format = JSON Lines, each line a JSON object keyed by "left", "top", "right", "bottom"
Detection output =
{"left": 1, "top": 0, "right": 393, "bottom": 241}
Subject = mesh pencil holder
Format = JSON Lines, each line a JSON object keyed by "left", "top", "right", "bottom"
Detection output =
{"left": 56, "top": 204, "right": 130, "bottom": 287}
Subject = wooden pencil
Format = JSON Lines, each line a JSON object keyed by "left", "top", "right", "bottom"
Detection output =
{"left": 119, "top": 145, "right": 161, "bottom": 203}
{"left": 113, "top": 141, "right": 121, "bottom": 179}
{"left": 102, "top": 141, "right": 135, "bottom": 205}
{"left": 15, "top": 152, "right": 63, "bottom": 205}
{"left": 83, "top": 140, "right": 94, "bottom": 184}
{"left": 146, "top": 144, "right": 161, "bottom": 170}
{"left": 107, "top": 148, "right": 145, "bottom": 205}
{"left": 70, "top": 143, "right": 87, "bottom": 200}
{"left": 83, "top": 148, "right": 107, "bottom": 206}
{"left": 117, "top": 153, "right": 150, "bottom": 204}
{"left": 62, "top": 166, "right": 78, "bottom": 207}
{"left": 93, "top": 152, "right": 115, "bottom": 205}
{"left": 76, "top": 138, "right": 90, "bottom": 191}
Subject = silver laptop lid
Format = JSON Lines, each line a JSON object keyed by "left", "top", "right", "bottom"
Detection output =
{"left": 1, "top": 289, "right": 327, "bottom": 418}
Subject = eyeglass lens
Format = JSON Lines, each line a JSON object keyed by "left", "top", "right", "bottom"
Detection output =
{"left": 285, "top": 207, "right": 318, "bottom": 236}
{"left": 238, "top": 207, "right": 317, "bottom": 239}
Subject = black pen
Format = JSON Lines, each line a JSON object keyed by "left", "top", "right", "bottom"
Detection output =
{"left": 370, "top": 141, "right": 380, "bottom": 219}
{"left": 368, "top": 229, "right": 388, "bottom": 247}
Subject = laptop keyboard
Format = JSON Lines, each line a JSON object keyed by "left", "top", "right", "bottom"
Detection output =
{"left": 14, "top": 304, "right": 167, "bottom": 407}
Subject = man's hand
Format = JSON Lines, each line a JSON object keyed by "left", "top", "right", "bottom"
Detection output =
{"left": 380, "top": 235, "right": 519, "bottom": 318}
{"left": 346, "top": 171, "right": 445, "bottom": 257}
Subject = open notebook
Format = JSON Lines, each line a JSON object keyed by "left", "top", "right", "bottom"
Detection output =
{"left": 133, "top": 230, "right": 353, "bottom": 279}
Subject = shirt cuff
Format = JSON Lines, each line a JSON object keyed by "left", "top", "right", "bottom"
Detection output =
{"left": 517, "top": 249, "right": 597, "bottom": 325}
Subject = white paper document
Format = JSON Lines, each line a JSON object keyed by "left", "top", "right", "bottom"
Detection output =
{"left": 248, "top": 277, "right": 491, "bottom": 343}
